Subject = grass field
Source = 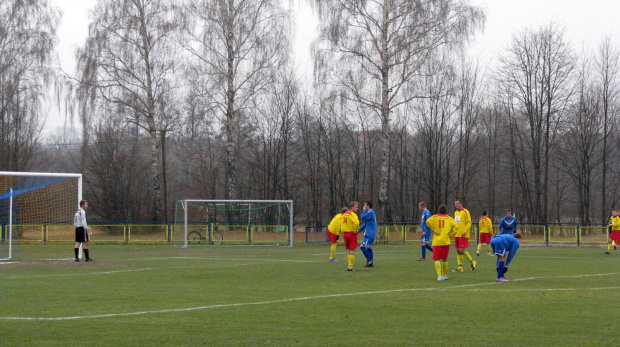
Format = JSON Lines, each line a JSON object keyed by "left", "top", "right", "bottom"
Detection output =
{"left": 1, "top": 243, "right": 619, "bottom": 346}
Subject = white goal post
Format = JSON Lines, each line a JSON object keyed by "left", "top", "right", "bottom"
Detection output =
{"left": 0, "top": 171, "right": 82, "bottom": 260}
{"left": 174, "top": 200, "right": 294, "bottom": 247}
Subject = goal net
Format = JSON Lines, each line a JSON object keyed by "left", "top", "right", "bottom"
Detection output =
{"left": 173, "top": 200, "right": 293, "bottom": 247}
{"left": 0, "top": 172, "right": 82, "bottom": 260}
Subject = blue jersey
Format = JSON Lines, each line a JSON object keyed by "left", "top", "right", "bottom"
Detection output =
{"left": 499, "top": 216, "right": 517, "bottom": 235}
{"left": 420, "top": 209, "right": 432, "bottom": 242}
{"left": 359, "top": 209, "right": 377, "bottom": 239}
{"left": 491, "top": 234, "right": 520, "bottom": 266}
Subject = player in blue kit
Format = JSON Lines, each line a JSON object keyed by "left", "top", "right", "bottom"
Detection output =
{"left": 417, "top": 202, "right": 433, "bottom": 261}
{"left": 499, "top": 210, "right": 517, "bottom": 235}
{"left": 491, "top": 233, "right": 522, "bottom": 282}
{"left": 359, "top": 201, "right": 377, "bottom": 267}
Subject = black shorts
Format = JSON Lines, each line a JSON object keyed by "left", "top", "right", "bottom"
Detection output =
{"left": 75, "top": 227, "right": 88, "bottom": 243}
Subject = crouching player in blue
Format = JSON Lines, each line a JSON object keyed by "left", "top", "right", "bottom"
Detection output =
{"left": 491, "top": 233, "right": 522, "bottom": 282}
{"left": 359, "top": 201, "right": 377, "bottom": 267}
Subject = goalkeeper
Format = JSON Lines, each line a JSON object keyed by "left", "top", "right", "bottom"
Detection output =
{"left": 73, "top": 200, "right": 93, "bottom": 262}
{"left": 327, "top": 207, "right": 348, "bottom": 262}
{"left": 491, "top": 233, "right": 522, "bottom": 282}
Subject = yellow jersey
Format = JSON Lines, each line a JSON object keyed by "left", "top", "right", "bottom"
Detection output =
{"left": 340, "top": 211, "right": 360, "bottom": 233}
{"left": 479, "top": 216, "right": 494, "bottom": 234}
{"left": 610, "top": 216, "right": 620, "bottom": 231}
{"left": 425, "top": 214, "right": 457, "bottom": 246}
{"left": 327, "top": 213, "right": 344, "bottom": 235}
{"left": 454, "top": 208, "right": 472, "bottom": 238}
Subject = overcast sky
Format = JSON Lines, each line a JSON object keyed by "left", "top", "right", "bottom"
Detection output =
{"left": 46, "top": 0, "right": 620, "bottom": 132}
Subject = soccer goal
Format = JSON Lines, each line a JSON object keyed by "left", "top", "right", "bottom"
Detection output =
{"left": 0, "top": 172, "right": 82, "bottom": 260}
{"left": 174, "top": 200, "right": 294, "bottom": 247}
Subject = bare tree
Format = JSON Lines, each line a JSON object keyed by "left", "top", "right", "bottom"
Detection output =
{"left": 179, "top": 0, "right": 291, "bottom": 200}
{"left": 497, "top": 23, "right": 575, "bottom": 222}
{"left": 595, "top": 36, "right": 619, "bottom": 223}
{"left": 310, "top": 0, "right": 484, "bottom": 221}
{"left": 0, "top": 0, "right": 60, "bottom": 170}
{"left": 74, "top": 0, "right": 181, "bottom": 220}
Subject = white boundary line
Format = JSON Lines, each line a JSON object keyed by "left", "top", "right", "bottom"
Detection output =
{"left": 2, "top": 268, "right": 154, "bottom": 279}
{"left": 2, "top": 271, "right": 618, "bottom": 321}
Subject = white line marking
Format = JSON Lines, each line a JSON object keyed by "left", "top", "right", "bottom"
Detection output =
{"left": 2, "top": 271, "right": 618, "bottom": 321}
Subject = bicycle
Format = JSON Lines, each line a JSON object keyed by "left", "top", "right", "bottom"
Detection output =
{"left": 187, "top": 226, "right": 223, "bottom": 245}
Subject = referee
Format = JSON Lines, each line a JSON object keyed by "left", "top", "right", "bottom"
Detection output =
{"left": 74, "top": 200, "right": 93, "bottom": 262}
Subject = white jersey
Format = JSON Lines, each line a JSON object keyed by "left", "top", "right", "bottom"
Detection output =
{"left": 74, "top": 208, "right": 88, "bottom": 230}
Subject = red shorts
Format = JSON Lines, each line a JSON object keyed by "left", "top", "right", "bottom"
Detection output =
{"left": 433, "top": 245, "right": 450, "bottom": 260}
{"left": 328, "top": 231, "right": 339, "bottom": 243}
{"left": 610, "top": 230, "right": 620, "bottom": 242}
{"left": 479, "top": 233, "right": 491, "bottom": 244}
{"left": 454, "top": 237, "right": 469, "bottom": 249}
{"left": 343, "top": 232, "right": 358, "bottom": 250}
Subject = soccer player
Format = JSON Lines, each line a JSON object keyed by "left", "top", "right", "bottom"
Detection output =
{"left": 453, "top": 200, "right": 476, "bottom": 272}
{"left": 477, "top": 210, "right": 494, "bottom": 256}
{"left": 491, "top": 233, "right": 522, "bottom": 282}
{"left": 341, "top": 201, "right": 360, "bottom": 271}
{"left": 605, "top": 209, "right": 620, "bottom": 254}
{"left": 73, "top": 200, "right": 93, "bottom": 262}
{"left": 358, "top": 201, "right": 377, "bottom": 267}
{"left": 417, "top": 202, "right": 433, "bottom": 261}
{"left": 425, "top": 205, "right": 457, "bottom": 281}
{"left": 327, "top": 207, "right": 348, "bottom": 262}
{"left": 499, "top": 210, "right": 517, "bottom": 235}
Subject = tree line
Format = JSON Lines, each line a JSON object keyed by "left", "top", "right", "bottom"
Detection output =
{"left": 3, "top": 0, "right": 620, "bottom": 226}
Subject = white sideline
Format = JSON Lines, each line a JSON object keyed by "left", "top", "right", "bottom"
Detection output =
{"left": 1, "top": 271, "right": 618, "bottom": 321}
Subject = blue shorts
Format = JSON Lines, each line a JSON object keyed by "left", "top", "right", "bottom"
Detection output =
{"left": 491, "top": 238, "right": 507, "bottom": 256}
{"left": 361, "top": 237, "right": 375, "bottom": 248}
{"left": 420, "top": 232, "right": 431, "bottom": 243}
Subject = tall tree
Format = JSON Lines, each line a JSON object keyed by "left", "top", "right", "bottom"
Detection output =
{"left": 497, "top": 23, "right": 575, "bottom": 222}
{"left": 180, "top": 0, "right": 291, "bottom": 200}
{"left": 595, "top": 37, "right": 619, "bottom": 223}
{"left": 0, "top": 0, "right": 60, "bottom": 170}
{"left": 311, "top": 0, "right": 484, "bottom": 221}
{"left": 75, "top": 0, "right": 181, "bottom": 220}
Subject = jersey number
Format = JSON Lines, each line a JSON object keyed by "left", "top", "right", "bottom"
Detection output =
{"left": 438, "top": 220, "right": 445, "bottom": 228}
{"left": 343, "top": 217, "right": 348, "bottom": 224}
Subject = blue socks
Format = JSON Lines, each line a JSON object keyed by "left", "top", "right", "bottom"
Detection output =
{"left": 360, "top": 246, "right": 369, "bottom": 261}
{"left": 497, "top": 261, "right": 506, "bottom": 279}
{"left": 367, "top": 248, "right": 373, "bottom": 262}
{"left": 421, "top": 246, "right": 426, "bottom": 259}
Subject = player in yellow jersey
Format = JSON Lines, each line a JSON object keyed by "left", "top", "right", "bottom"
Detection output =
{"left": 341, "top": 201, "right": 360, "bottom": 271}
{"left": 327, "top": 207, "right": 348, "bottom": 262}
{"left": 425, "top": 205, "right": 457, "bottom": 281}
{"left": 605, "top": 209, "right": 620, "bottom": 254}
{"left": 453, "top": 200, "right": 476, "bottom": 272}
{"left": 477, "top": 210, "right": 494, "bottom": 256}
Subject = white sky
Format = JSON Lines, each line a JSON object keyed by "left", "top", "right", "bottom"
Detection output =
{"left": 45, "top": 0, "right": 620, "bottom": 133}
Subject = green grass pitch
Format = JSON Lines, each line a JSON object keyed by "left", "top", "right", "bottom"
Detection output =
{"left": 0, "top": 244, "right": 619, "bottom": 346}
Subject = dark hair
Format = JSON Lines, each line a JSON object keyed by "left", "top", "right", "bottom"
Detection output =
{"left": 438, "top": 205, "right": 447, "bottom": 214}
{"left": 341, "top": 207, "right": 348, "bottom": 214}
{"left": 482, "top": 210, "right": 488, "bottom": 216}
{"left": 506, "top": 209, "right": 512, "bottom": 213}
{"left": 514, "top": 233, "right": 522, "bottom": 239}
{"left": 80, "top": 200, "right": 88, "bottom": 207}
{"left": 365, "top": 201, "right": 373, "bottom": 208}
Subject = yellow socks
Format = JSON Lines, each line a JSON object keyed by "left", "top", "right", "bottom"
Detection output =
{"left": 487, "top": 245, "right": 491, "bottom": 253}
{"left": 457, "top": 254, "right": 464, "bottom": 266}
{"left": 464, "top": 251, "right": 473, "bottom": 262}
{"left": 348, "top": 254, "right": 355, "bottom": 269}
{"left": 442, "top": 261, "right": 448, "bottom": 277}
{"left": 330, "top": 244, "right": 337, "bottom": 259}
{"left": 609, "top": 243, "right": 613, "bottom": 252}
{"left": 477, "top": 244, "right": 482, "bottom": 251}
{"left": 435, "top": 261, "right": 442, "bottom": 277}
